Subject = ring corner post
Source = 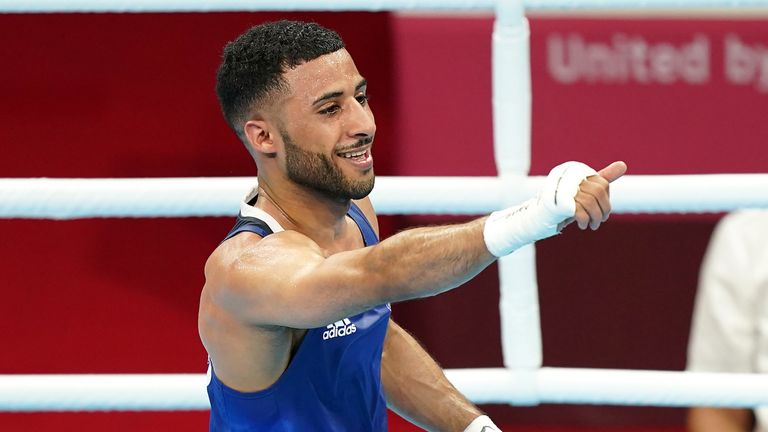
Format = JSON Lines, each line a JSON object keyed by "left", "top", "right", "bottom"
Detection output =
{"left": 492, "top": 0, "right": 542, "bottom": 398}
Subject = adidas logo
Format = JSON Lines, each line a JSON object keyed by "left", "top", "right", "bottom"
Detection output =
{"left": 322, "top": 318, "right": 357, "bottom": 340}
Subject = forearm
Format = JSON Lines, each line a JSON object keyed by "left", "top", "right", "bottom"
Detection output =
{"left": 363, "top": 217, "right": 496, "bottom": 302}
{"left": 382, "top": 321, "right": 483, "bottom": 431}
{"left": 271, "top": 160, "right": 620, "bottom": 327}
{"left": 687, "top": 407, "right": 753, "bottom": 432}
{"left": 333, "top": 160, "right": 618, "bottom": 306}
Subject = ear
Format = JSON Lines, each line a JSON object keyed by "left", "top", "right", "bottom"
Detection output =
{"left": 243, "top": 119, "right": 276, "bottom": 156}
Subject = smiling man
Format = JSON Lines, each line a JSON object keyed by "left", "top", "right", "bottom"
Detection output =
{"left": 198, "top": 20, "right": 626, "bottom": 432}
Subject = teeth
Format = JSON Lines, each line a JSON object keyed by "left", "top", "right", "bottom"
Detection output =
{"left": 340, "top": 150, "right": 366, "bottom": 158}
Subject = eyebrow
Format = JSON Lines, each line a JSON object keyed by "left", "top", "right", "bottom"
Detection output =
{"left": 312, "top": 78, "right": 368, "bottom": 106}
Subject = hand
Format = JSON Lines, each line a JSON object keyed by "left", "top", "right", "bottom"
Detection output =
{"left": 559, "top": 161, "right": 627, "bottom": 231}
{"left": 483, "top": 160, "right": 627, "bottom": 257}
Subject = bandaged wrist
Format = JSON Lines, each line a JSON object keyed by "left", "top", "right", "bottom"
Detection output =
{"left": 463, "top": 415, "right": 501, "bottom": 432}
{"left": 483, "top": 197, "right": 556, "bottom": 257}
{"left": 483, "top": 161, "right": 597, "bottom": 257}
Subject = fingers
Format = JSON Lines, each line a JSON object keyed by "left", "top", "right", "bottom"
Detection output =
{"left": 573, "top": 175, "right": 612, "bottom": 230}
{"left": 597, "top": 161, "right": 627, "bottom": 183}
{"left": 582, "top": 176, "right": 611, "bottom": 221}
{"left": 574, "top": 199, "right": 603, "bottom": 230}
{"left": 570, "top": 161, "right": 625, "bottom": 230}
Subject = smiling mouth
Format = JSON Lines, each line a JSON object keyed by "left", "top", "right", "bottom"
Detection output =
{"left": 336, "top": 147, "right": 373, "bottom": 170}
{"left": 337, "top": 148, "right": 368, "bottom": 159}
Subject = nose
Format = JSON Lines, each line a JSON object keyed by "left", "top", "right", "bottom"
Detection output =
{"left": 344, "top": 99, "right": 376, "bottom": 140}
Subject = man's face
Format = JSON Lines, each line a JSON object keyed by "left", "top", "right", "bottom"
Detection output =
{"left": 275, "top": 49, "right": 376, "bottom": 201}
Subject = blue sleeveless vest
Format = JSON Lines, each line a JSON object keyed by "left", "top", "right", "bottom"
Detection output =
{"left": 207, "top": 200, "right": 391, "bottom": 431}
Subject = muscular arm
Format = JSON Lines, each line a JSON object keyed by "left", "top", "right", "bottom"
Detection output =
{"left": 687, "top": 407, "right": 753, "bottom": 432}
{"left": 206, "top": 161, "right": 626, "bottom": 329}
{"left": 382, "top": 320, "right": 482, "bottom": 431}
{"left": 209, "top": 217, "right": 495, "bottom": 329}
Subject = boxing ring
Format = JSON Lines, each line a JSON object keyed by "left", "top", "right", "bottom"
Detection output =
{"left": 3, "top": 0, "right": 768, "bottom": 414}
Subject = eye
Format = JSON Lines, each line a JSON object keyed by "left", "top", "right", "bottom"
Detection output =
{"left": 355, "top": 94, "right": 369, "bottom": 106}
{"left": 318, "top": 104, "right": 341, "bottom": 116}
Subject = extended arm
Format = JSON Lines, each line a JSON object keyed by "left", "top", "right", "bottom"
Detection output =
{"left": 209, "top": 217, "right": 495, "bottom": 328}
{"left": 382, "top": 319, "right": 492, "bottom": 432}
{"left": 207, "top": 161, "right": 626, "bottom": 329}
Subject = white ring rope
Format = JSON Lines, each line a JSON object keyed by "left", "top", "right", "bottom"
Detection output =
{"left": 449, "top": 368, "right": 768, "bottom": 407}
{"left": 3, "top": 368, "right": 768, "bottom": 411}
{"left": 1, "top": 175, "right": 767, "bottom": 219}
{"left": 1, "top": 0, "right": 767, "bottom": 13}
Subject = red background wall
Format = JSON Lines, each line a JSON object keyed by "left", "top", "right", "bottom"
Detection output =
{"left": 1, "top": 11, "right": 767, "bottom": 431}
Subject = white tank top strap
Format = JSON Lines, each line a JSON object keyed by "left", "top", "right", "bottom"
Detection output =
{"left": 239, "top": 187, "right": 285, "bottom": 233}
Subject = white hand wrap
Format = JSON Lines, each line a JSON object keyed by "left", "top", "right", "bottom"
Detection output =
{"left": 463, "top": 415, "right": 501, "bottom": 432}
{"left": 483, "top": 161, "right": 598, "bottom": 257}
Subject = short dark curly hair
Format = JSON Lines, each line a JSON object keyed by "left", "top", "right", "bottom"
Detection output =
{"left": 216, "top": 20, "right": 346, "bottom": 143}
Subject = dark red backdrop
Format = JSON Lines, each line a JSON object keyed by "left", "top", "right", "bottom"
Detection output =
{"left": 1, "top": 11, "right": 766, "bottom": 431}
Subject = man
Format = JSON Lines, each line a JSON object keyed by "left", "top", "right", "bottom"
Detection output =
{"left": 687, "top": 210, "right": 768, "bottom": 432}
{"left": 198, "top": 20, "right": 626, "bottom": 431}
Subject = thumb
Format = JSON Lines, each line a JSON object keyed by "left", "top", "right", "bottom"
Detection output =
{"left": 597, "top": 161, "right": 627, "bottom": 183}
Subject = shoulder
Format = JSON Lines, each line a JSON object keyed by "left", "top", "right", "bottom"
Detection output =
{"left": 204, "top": 230, "right": 324, "bottom": 302}
{"left": 207, "top": 230, "right": 321, "bottom": 276}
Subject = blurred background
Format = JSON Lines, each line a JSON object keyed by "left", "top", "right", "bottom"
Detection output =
{"left": 1, "top": 8, "right": 767, "bottom": 431}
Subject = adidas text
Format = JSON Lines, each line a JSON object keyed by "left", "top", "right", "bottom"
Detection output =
{"left": 323, "top": 318, "right": 357, "bottom": 340}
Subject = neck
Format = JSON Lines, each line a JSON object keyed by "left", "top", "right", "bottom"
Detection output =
{"left": 256, "top": 177, "right": 352, "bottom": 245}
